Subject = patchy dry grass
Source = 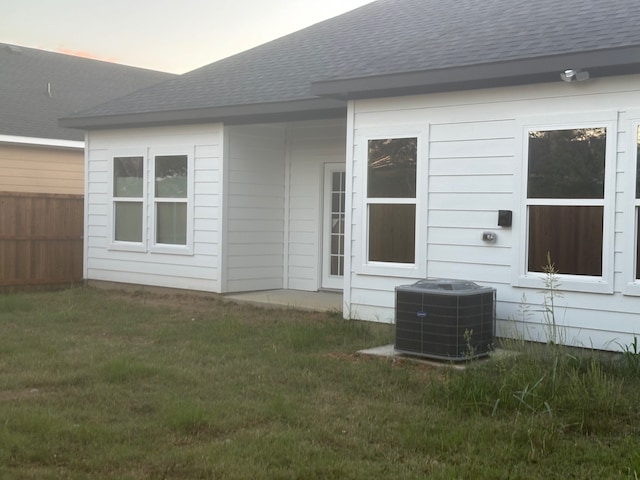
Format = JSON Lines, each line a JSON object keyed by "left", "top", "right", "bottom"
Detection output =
{"left": 1, "top": 287, "right": 639, "bottom": 479}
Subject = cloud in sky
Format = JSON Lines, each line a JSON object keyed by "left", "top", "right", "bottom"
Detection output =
{"left": 1, "top": 0, "right": 374, "bottom": 73}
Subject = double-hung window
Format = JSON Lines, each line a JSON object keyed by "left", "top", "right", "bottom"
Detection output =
{"left": 518, "top": 118, "right": 615, "bottom": 293}
{"left": 629, "top": 123, "right": 640, "bottom": 287}
{"left": 366, "top": 137, "right": 417, "bottom": 265}
{"left": 110, "top": 149, "right": 192, "bottom": 253}
{"left": 636, "top": 126, "right": 640, "bottom": 281}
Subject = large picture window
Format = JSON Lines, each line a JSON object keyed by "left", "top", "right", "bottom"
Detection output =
{"left": 113, "top": 156, "right": 144, "bottom": 243}
{"left": 526, "top": 127, "right": 606, "bottom": 276}
{"left": 366, "top": 137, "right": 417, "bottom": 264}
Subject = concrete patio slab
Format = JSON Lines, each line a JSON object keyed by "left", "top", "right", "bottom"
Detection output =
{"left": 224, "top": 289, "right": 343, "bottom": 312}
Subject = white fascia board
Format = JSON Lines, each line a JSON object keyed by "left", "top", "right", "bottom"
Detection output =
{"left": 0, "top": 134, "right": 84, "bottom": 149}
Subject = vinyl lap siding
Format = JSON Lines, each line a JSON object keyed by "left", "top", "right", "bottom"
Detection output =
{"left": 225, "top": 125, "right": 286, "bottom": 292}
{"left": 287, "top": 120, "right": 346, "bottom": 291}
{"left": 85, "top": 124, "right": 222, "bottom": 292}
{"left": 348, "top": 76, "right": 640, "bottom": 350}
{"left": 0, "top": 144, "right": 83, "bottom": 194}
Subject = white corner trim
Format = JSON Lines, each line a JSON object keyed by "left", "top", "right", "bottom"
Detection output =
{"left": 0, "top": 134, "right": 84, "bottom": 149}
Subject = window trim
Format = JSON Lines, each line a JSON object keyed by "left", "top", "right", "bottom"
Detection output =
{"left": 623, "top": 115, "right": 640, "bottom": 296}
{"left": 512, "top": 113, "right": 617, "bottom": 294}
{"left": 357, "top": 127, "right": 428, "bottom": 278}
{"left": 149, "top": 147, "right": 194, "bottom": 255}
{"left": 107, "top": 146, "right": 194, "bottom": 256}
{"left": 108, "top": 148, "right": 147, "bottom": 252}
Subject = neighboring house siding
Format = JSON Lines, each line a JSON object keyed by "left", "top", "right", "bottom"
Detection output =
{"left": 0, "top": 144, "right": 83, "bottom": 194}
{"left": 287, "top": 119, "right": 346, "bottom": 291}
{"left": 225, "top": 125, "right": 287, "bottom": 292}
{"left": 86, "top": 125, "right": 222, "bottom": 291}
{"left": 348, "top": 74, "right": 640, "bottom": 350}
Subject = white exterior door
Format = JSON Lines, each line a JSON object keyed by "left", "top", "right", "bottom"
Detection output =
{"left": 322, "top": 164, "right": 346, "bottom": 290}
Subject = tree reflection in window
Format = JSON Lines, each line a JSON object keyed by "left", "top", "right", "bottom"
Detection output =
{"left": 368, "top": 138, "right": 417, "bottom": 198}
{"left": 528, "top": 128, "right": 606, "bottom": 199}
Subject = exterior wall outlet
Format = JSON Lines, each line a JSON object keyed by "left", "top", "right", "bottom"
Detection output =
{"left": 482, "top": 231, "right": 496, "bottom": 242}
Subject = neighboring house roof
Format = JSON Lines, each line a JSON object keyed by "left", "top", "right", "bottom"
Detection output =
{"left": 0, "top": 43, "right": 175, "bottom": 144}
{"left": 61, "top": 0, "right": 640, "bottom": 130}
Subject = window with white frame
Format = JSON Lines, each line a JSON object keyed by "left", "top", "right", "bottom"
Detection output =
{"left": 110, "top": 150, "right": 191, "bottom": 252}
{"left": 366, "top": 137, "right": 417, "bottom": 264}
{"left": 635, "top": 125, "right": 640, "bottom": 280}
{"left": 525, "top": 127, "right": 607, "bottom": 276}
{"left": 153, "top": 154, "right": 188, "bottom": 246}
{"left": 113, "top": 155, "right": 144, "bottom": 243}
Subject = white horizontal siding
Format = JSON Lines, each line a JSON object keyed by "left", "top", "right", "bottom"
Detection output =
{"left": 224, "top": 124, "right": 286, "bottom": 292}
{"left": 347, "top": 74, "right": 640, "bottom": 351}
{"left": 85, "top": 124, "right": 222, "bottom": 292}
{"left": 286, "top": 119, "right": 346, "bottom": 291}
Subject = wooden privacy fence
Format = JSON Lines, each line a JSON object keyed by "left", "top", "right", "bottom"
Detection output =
{"left": 0, "top": 192, "right": 83, "bottom": 288}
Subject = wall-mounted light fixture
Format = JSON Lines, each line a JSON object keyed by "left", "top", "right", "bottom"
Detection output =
{"left": 560, "top": 69, "right": 590, "bottom": 82}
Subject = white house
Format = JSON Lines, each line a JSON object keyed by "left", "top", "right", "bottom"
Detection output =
{"left": 61, "top": 0, "right": 640, "bottom": 351}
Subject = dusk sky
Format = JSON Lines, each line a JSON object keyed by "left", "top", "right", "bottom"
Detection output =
{"left": 1, "top": 0, "right": 374, "bottom": 74}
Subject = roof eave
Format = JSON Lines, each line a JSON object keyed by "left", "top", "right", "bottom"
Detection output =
{"left": 311, "top": 45, "right": 640, "bottom": 99}
{"left": 59, "top": 97, "right": 347, "bottom": 130}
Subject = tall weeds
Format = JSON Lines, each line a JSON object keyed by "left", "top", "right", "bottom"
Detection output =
{"left": 434, "top": 254, "right": 632, "bottom": 428}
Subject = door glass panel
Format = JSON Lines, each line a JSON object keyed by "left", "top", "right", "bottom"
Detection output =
{"left": 330, "top": 171, "right": 345, "bottom": 276}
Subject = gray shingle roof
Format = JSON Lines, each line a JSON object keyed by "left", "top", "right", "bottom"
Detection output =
{"left": 0, "top": 43, "right": 175, "bottom": 142}
{"left": 62, "top": 0, "right": 640, "bottom": 128}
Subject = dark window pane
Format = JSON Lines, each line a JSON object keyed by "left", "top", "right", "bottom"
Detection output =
{"left": 333, "top": 171, "right": 345, "bottom": 192}
{"left": 331, "top": 234, "right": 340, "bottom": 255}
{"left": 528, "top": 205, "right": 603, "bottom": 276}
{"left": 369, "top": 204, "right": 415, "bottom": 263}
{"left": 331, "top": 213, "right": 344, "bottom": 235}
{"left": 637, "top": 208, "right": 640, "bottom": 280}
{"left": 528, "top": 128, "right": 606, "bottom": 199}
{"left": 332, "top": 193, "right": 341, "bottom": 213}
{"left": 368, "top": 138, "right": 417, "bottom": 198}
{"left": 636, "top": 126, "right": 640, "bottom": 199}
{"left": 331, "top": 256, "right": 340, "bottom": 276}
{"left": 114, "top": 202, "right": 142, "bottom": 242}
{"left": 156, "top": 155, "right": 187, "bottom": 198}
{"left": 156, "top": 202, "right": 187, "bottom": 245}
{"left": 114, "top": 156, "right": 143, "bottom": 198}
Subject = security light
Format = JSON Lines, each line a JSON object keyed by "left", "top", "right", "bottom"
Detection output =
{"left": 560, "top": 69, "right": 589, "bottom": 82}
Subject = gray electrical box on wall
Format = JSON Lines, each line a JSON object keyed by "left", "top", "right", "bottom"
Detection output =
{"left": 498, "top": 210, "right": 512, "bottom": 227}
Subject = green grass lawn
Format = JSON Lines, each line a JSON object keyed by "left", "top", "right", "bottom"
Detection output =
{"left": 1, "top": 288, "right": 640, "bottom": 479}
